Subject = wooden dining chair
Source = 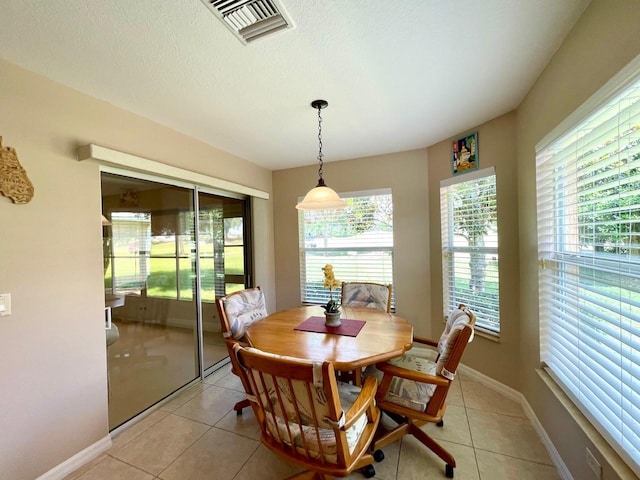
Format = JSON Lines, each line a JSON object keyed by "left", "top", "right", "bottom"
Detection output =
{"left": 340, "top": 282, "right": 392, "bottom": 313}
{"left": 215, "top": 286, "right": 267, "bottom": 415}
{"left": 339, "top": 281, "right": 393, "bottom": 385}
{"left": 367, "top": 305, "right": 476, "bottom": 478}
{"left": 229, "top": 342, "right": 382, "bottom": 479}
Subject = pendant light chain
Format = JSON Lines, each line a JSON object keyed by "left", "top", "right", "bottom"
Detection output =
{"left": 317, "top": 105, "right": 324, "bottom": 181}
{"left": 295, "top": 99, "right": 346, "bottom": 210}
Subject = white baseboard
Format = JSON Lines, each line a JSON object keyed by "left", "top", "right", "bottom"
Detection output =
{"left": 35, "top": 435, "right": 112, "bottom": 480}
{"left": 458, "top": 363, "right": 521, "bottom": 403}
{"left": 458, "top": 363, "right": 573, "bottom": 480}
{"left": 519, "top": 396, "right": 574, "bottom": 480}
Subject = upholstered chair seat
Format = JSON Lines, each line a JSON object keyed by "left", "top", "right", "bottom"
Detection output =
{"left": 368, "top": 305, "right": 476, "bottom": 478}
{"left": 263, "top": 380, "right": 369, "bottom": 461}
{"left": 231, "top": 344, "right": 382, "bottom": 479}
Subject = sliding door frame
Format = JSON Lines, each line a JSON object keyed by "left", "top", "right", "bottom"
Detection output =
{"left": 101, "top": 165, "right": 253, "bottom": 382}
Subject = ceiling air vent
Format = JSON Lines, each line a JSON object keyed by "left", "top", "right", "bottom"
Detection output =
{"left": 203, "top": 0, "right": 294, "bottom": 45}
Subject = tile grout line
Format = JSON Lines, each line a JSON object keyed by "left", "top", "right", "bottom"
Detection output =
{"left": 155, "top": 420, "right": 214, "bottom": 479}
{"left": 460, "top": 373, "right": 484, "bottom": 479}
{"left": 230, "top": 442, "right": 264, "bottom": 480}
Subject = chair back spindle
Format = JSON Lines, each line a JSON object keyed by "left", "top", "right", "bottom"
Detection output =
{"left": 232, "top": 344, "right": 381, "bottom": 478}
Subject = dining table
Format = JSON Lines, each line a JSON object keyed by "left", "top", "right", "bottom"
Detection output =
{"left": 244, "top": 305, "right": 414, "bottom": 375}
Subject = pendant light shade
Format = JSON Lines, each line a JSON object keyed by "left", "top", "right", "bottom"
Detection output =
{"left": 296, "top": 183, "right": 347, "bottom": 210}
{"left": 296, "top": 100, "right": 346, "bottom": 211}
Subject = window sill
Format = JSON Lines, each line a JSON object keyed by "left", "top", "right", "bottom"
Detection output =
{"left": 474, "top": 327, "right": 500, "bottom": 342}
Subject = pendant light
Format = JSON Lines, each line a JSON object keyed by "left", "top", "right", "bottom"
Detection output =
{"left": 296, "top": 100, "right": 347, "bottom": 210}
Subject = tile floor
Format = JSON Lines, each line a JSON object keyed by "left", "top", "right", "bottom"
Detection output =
{"left": 65, "top": 364, "right": 561, "bottom": 480}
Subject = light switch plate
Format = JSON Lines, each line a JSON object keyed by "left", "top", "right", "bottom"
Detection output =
{"left": 0, "top": 293, "right": 11, "bottom": 316}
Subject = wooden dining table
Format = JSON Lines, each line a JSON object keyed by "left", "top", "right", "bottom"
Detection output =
{"left": 244, "top": 305, "right": 414, "bottom": 373}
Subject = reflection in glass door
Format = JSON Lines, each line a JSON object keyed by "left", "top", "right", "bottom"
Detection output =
{"left": 102, "top": 173, "right": 200, "bottom": 430}
{"left": 198, "top": 193, "right": 250, "bottom": 372}
{"left": 101, "top": 172, "right": 252, "bottom": 430}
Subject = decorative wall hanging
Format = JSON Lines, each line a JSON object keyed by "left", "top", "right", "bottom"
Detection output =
{"left": 120, "top": 190, "right": 138, "bottom": 207}
{"left": 0, "top": 136, "right": 34, "bottom": 204}
{"left": 452, "top": 131, "right": 479, "bottom": 176}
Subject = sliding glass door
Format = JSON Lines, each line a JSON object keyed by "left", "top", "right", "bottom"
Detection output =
{"left": 198, "top": 192, "right": 251, "bottom": 372}
{"left": 101, "top": 171, "right": 250, "bottom": 430}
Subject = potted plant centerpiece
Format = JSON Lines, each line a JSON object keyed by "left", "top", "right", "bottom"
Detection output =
{"left": 321, "top": 264, "right": 342, "bottom": 327}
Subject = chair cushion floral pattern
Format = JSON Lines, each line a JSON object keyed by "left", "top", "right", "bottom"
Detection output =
{"left": 264, "top": 382, "right": 368, "bottom": 461}
{"left": 223, "top": 288, "right": 267, "bottom": 340}
{"left": 241, "top": 347, "right": 368, "bottom": 462}
{"left": 366, "top": 307, "right": 474, "bottom": 412}
{"left": 367, "top": 354, "right": 438, "bottom": 411}
{"left": 435, "top": 307, "right": 474, "bottom": 376}
{"left": 341, "top": 283, "right": 390, "bottom": 312}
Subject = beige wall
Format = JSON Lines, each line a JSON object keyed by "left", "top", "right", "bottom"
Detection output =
{"left": 516, "top": 1, "right": 640, "bottom": 479}
{"left": 4, "top": 1, "right": 640, "bottom": 478}
{"left": 427, "top": 111, "right": 521, "bottom": 388}
{"left": 0, "top": 58, "right": 275, "bottom": 479}
{"left": 272, "top": 149, "right": 432, "bottom": 336}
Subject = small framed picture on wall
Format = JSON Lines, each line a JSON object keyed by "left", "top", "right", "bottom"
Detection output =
{"left": 452, "top": 132, "right": 478, "bottom": 175}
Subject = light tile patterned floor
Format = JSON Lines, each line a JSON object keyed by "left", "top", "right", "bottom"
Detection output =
{"left": 65, "top": 364, "right": 561, "bottom": 480}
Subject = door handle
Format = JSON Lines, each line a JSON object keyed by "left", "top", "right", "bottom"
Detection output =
{"left": 105, "top": 306, "right": 112, "bottom": 330}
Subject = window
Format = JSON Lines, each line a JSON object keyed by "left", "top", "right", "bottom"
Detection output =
{"left": 103, "top": 172, "right": 252, "bottom": 302}
{"left": 440, "top": 167, "right": 500, "bottom": 333}
{"left": 107, "top": 212, "right": 152, "bottom": 295}
{"left": 537, "top": 75, "right": 640, "bottom": 475}
{"left": 197, "top": 196, "right": 249, "bottom": 301}
{"left": 298, "top": 190, "right": 393, "bottom": 308}
{"left": 108, "top": 210, "right": 196, "bottom": 301}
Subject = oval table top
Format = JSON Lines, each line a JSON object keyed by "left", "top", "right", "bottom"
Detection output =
{"left": 245, "top": 305, "right": 414, "bottom": 372}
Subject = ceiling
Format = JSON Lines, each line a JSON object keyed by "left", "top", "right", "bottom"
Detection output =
{"left": 1, "top": 0, "right": 589, "bottom": 171}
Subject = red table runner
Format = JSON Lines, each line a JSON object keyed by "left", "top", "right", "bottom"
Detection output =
{"left": 294, "top": 316, "right": 366, "bottom": 337}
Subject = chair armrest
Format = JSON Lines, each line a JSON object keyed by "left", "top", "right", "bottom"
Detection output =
{"left": 225, "top": 338, "right": 251, "bottom": 348}
{"left": 413, "top": 335, "right": 438, "bottom": 347}
{"left": 342, "top": 375, "right": 377, "bottom": 430}
{"left": 375, "top": 361, "right": 450, "bottom": 387}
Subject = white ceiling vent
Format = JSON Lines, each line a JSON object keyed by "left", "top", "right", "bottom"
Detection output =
{"left": 202, "top": 0, "right": 294, "bottom": 45}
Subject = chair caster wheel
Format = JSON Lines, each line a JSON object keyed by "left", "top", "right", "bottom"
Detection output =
{"left": 437, "top": 419, "right": 444, "bottom": 427}
{"left": 445, "top": 464, "right": 454, "bottom": 478}
{"left": 362, "top": 464, "right": 376, "bottom": 478}
{"left": 373, "top": 449, "right": 385, "bottom": 462}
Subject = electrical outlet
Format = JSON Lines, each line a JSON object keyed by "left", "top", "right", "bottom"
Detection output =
{"left": 586, "top": 447, "right": 602, "bottom": 479}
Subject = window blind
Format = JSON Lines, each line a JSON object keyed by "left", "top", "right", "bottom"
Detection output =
{"left": 537, "top": 76, "right": 640, "bottom": 476}
{"left": 109, "top": 212, "right": 152, "bottom": 295}
{"left": 298, "top": 190, "right": 394, "bottom": 308}
{"left": 440, "top": 167, "right": 500, "bottom": 333}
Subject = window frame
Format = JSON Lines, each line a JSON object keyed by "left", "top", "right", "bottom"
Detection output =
{"left": 535, "top": 56, "right": 640, "bottom": 477}
{"left": 440, "top": 166, "right": 500, "bottom": 335}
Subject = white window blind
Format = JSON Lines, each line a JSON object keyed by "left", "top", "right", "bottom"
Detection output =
{"left": 298, "top": 190, "right": 393, "bottom": 308}
{"left": 441, "top": 167, "right": 500, "bottom": 333}
{"left": 109, "top": 212, "right": 151, "bottom": 295}
{"left": 537, "top": 75, "right": 640, "bottom": 476}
